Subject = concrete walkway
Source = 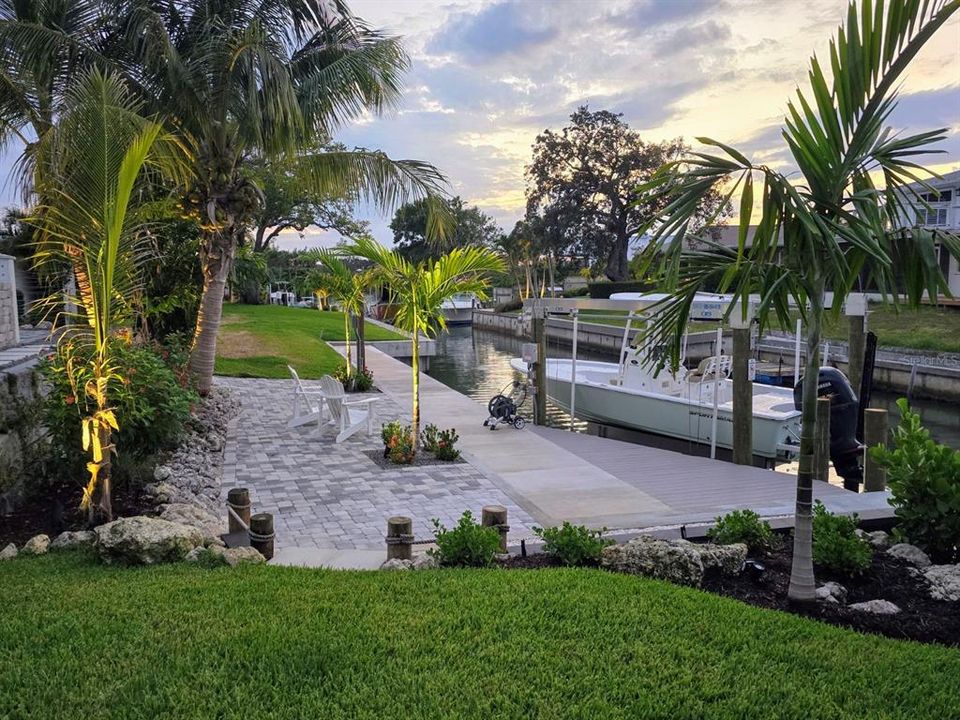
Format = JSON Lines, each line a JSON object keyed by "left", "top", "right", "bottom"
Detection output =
{"left": 360, "top": 346, "right": 893, "bottom": 531}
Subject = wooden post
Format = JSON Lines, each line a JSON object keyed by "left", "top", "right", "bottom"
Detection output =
{"left": 226, "top": 488, "right": 250, "bottom": 534}
{"left": 532, "top": 310, "right": 547, "bottom": 426}
{"left": 386, "top": 516, "right": 413, "bottom": 561}
{"left": 732, "top": 326, "right": 753, "bottom": 466}
{"left": 863, "top": 408, "right": 888, "bottom": 492}
{"left": 481, "top": 505, "right": 509, "bottom": 552}
{"left": 249, "top": 512, "right": 275, "bottom": 560}
{"left": 845, "top": 293, "right": 867, "bottom": 394}
{"left": 815, "top": 397, "right": 831, "bottom": 482}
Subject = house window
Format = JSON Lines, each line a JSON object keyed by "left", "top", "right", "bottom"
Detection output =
{"left": 916, "top": 208, "right": 949, "bottom": 226}
{"left": 919, "top": 190, "right": 952, "bottom": 203}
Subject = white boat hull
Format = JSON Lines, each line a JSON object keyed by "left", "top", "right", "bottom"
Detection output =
{"left": 511, "top": 358, "right": 801, "bottom": 460}
{"left": 440, "top": 305, "right": 475, "bottom": 326}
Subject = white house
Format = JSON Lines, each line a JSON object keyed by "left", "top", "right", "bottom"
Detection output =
{"left": 895, "top": 169, "right": 960, "bottom": 296}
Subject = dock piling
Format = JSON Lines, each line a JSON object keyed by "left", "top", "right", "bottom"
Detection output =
{"left": 249, "top": 513, "right": 275, "bottom": 560}
{"left": 863, "top": 409, "right": 889, "bottom": 492}
{"left": 386, "top": 516, "right": 414, "bottom": 561}
{"left": 732, "top": 326, "right": 753, "bottom": 466}
{"left": 532, "top": 310, "right": 547, "bottom": 426}
{"left": 481, "top": 505, "right": 509, "bottom": 552}
{"left": 815, "top": 397, "right": 831, "bottom": 482}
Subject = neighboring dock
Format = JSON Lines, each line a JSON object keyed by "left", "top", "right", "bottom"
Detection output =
{"left": 360, "top": 347, "right": 893, "bottom": 534}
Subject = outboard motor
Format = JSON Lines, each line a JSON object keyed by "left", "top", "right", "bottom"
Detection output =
{"left": 794, "top": 367, "right": 863, "bottom": 490}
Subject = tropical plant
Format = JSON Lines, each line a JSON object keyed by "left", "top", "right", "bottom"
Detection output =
{"left": 707, "top": 509, "right": 775, "bottom": 552}
{"left": 381, "top": 421, "right": 416, "bottom": 465}
{"left": 420, "top": 423, "right": 460, "bottom": 461}
{"left": 812, "top": 501, "right": 873, "bottom": 576}
{"left": 92, "top": 1, "right": 452, "bottom": 395}
{"left": 349, "top": 236, "right": 504, "bottom": 440}
{"left": 30, "top": 69, "right": 191, "bottom": 522}
{"left": 333, "top": 363, "right": 374, "bottom": 392}
{"left": 304, "top": 249, "right": 372, "bottom": 382}
{"left": 634, "top": 0, "right": 960, "bottom": 601}
{"left": 429, "top": 511, "right": 501, "bottom": 567}
{"left": 872, "top": 399, "right": 960, "bottom": 562}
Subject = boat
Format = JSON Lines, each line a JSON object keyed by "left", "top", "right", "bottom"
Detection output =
{"left": 608, "top": 291, "right": 734, "bottom": 321}
{"left": 440, "top": 292, "right": 478, "bottom": 326}
{"left": 510, "top": 339, "right": 802, "bottom": 461}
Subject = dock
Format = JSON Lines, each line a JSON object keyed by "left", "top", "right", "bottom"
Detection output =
{"left": 360, "top": 347, "right": 893, "bottom": 533}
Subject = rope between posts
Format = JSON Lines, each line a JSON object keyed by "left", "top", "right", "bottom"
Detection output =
{"left": 385, "top": 534, "right": 415, "bottom": 544}
{"left": 248, "top": 530, "right": 275, "bottom": 542}
{"left": 227, "top": 505, "right": 249, "bottom": 532}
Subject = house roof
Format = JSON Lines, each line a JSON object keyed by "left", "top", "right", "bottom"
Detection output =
{"left": 901, "top": 169, "right": 960, "bottom": 190}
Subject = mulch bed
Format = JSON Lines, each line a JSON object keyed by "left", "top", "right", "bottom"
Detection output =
{"left": 701, "top": 540, "right": 960, "bottom": 647}
{"left": 0, "top": 480, "right": 143, "bottom": 548}
{"left": 363, "top": 449, "right": 467, "bottom": 469}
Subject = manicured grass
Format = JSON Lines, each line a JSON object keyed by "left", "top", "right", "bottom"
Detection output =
{"left": 2, "top": 553, "right": 958, "bottom": 719}
{"left": 215, "top": 303, "right": 404, "bottom": 379}
{"left": 819, "top": 304, "right": 960, "bottom": 354}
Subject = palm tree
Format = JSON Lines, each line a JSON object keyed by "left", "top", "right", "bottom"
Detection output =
{"left": 31, "top": 69, "right": 190, "bottom": 522}
{"left": 305, "top": 248, "right": 372, "bottom": 383}
{"left": 348, "top": 236, "right": 504, "bottom": 439}
{"left": 636, "top": 0, "right": 960, "bottom": 601}
{"left": 108, "top": 0, "right": 451, "bottom": 395}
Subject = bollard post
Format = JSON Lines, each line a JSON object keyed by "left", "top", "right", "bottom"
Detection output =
{"left": 386, "top": 516, "right": 414, "bottom": 561}
{"left": 532, "top": 311, "right": 547, "bottom": 426}
{"left": 249, "top": 512, "right": 275, "bottom": 560}
{"left": 226, "top": 488, "right": 251, "bottom": 534}
{"left": 815, "top": 397, "right": 831, "bottom": 482}
{"left": 863, "top": 408, "right": 889, "bottom": 492}
{"left": 481, "top": 505, "right": 509, "bottom": 552}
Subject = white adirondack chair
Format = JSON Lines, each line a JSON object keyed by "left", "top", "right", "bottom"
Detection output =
{"left": 288, "top": 365, "right": 326, "bottom": 429}
{"left": 318, "top": 374, "right": 380, "bottom": 443}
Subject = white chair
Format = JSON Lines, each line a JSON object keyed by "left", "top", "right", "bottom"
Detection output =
{"left": 287, "top": 365, "right": 327, "bottom": 429}
{"left": 318, "top": 374, "right": 380, "bottom": 443}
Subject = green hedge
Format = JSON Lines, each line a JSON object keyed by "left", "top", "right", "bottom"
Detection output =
{"left": 587, "top": 280, "right": 655, "bottom": 299}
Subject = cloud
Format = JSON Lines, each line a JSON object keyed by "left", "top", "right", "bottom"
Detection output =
{"left": 612, "top": 0, "right": 721, "bottom": 29}
{"left": 427, "top": 1, "right": 557, "bottom": 62}
{"left": 651, "top": 20, "right": 732, "bottom": 56}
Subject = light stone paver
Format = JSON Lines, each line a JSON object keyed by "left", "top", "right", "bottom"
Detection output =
{"left": 217, "top": 376, "right": 535, "bottom": 550}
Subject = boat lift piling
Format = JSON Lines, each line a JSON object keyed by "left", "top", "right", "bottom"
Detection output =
{"left": 731, "top": 300, "right": 754, "bottom": 466}
{"left": 569, "top": 310, "right": 578, "bottom": 431}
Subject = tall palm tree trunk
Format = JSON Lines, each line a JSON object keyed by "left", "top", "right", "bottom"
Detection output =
{"left": 411, "top": 329, "right": 421, "bottom": 442}
{"left": 344, "top": 311, "right": 352, "bottom": 378}
{"left": 94, "top": 424, "right": 113, "bottom": 523}
{"left": 788, "top": 291, "right": 824, "bottom": 602}
{"left": 190, "top": 229, "right": 237, "bottom": 395}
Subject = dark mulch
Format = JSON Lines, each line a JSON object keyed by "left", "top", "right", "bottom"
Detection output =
{"left": 0, "top": 480, "right": 143, "bottom": 548}
{"left": 700, "top": 541, "right": 959, "bottom": 647}
{"left": 363, "top": 449, "right": 466, "bottom": 469}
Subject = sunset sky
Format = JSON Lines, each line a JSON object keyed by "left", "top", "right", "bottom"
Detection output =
{"left": 1, "top": 0, "right": 957, "bottom": 250}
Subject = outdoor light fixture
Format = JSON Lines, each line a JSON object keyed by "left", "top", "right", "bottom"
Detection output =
{"left": 744, "top": 559, "right": 766, "bottom": 583}
{"left": 680, "top": 525, "right": 687, "bottom": 539}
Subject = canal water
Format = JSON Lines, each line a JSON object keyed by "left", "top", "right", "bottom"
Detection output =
{"left": 428, "top": 325, "right": 960, "bottom": 449}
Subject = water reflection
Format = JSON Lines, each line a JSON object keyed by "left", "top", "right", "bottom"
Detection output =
{"left": 427, "top": 325, "right": 960, "bottom": 449}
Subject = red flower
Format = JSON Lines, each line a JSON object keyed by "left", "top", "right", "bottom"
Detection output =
{"left": 65, "top": 395, "right": 75, "bottom": 405}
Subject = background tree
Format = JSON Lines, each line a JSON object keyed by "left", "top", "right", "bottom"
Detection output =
{"left": 636, "top": 0, "right": 960, "bottom": 602}
{"left": 391, "top": 196, "right": 501, "bottom": 262}
{"left": 111, "top": 1, "right": 450, "bottom": 395}
{"left": 526, "top": 106, "right": 729, "bottom": 281}
{"left": 248, "top": 145, "right": 370, "bottom": 253}
{"left": 349, "top": 237, "right": 503, "bottom": 440}
{"left": 31, "top": 69, "right": 190, "bottom": 523}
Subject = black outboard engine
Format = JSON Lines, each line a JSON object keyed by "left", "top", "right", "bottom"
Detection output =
{"left": 794, "top": 367, "right": 863, "bottom": 490}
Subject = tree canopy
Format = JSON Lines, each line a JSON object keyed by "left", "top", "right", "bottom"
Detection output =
{"left": 390, "top": 196, "right": 502, "bottom": 262}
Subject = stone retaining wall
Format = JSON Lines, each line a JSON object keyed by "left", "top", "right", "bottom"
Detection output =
{"left": 0, "top": 255, "right": 19, "bottom": 350}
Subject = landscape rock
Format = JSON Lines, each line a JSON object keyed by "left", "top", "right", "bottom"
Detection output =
{"left": 380, "top": 558, "right": 413, "bottom": 570}
{"left": 50, "top": 530, "right": 98, "bottom": 551}
{"left": 886, "top": 543, "right": 931, "bottom": 568}
{"left": 815, "top": 581, "right": 848, "bottom": 604}
{"left": 95, "top": 516, "right": 207, "bottom": 565}
{"left": 411, "top": 553, "right": 439, "bottom": 570}
{"left": 158, "top": 503, "right": 226, "bottom": 544}
{"left": 0, "top": 543, "right": 17, "bottom": 560}
{"left": 857, "top": 530, "right": 891, "bottom": 549}
{"left": 921, "top": 564, "right": 960, "bottom": 602}
{"left": 681, "top": 539, "right": 748, "bottom": 576}
{"left": 848, "top": 599, "right": 901, "bottom": 615}
{"left": 21, "top": 534, "right": 50, "bottom": 555}
{"left": 185, "top": 545, "right": 265, "bottom": 567}
{"left": 601, "top": 536, "right": 748, "bottom": 587}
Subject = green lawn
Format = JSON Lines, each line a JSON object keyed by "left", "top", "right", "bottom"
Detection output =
{"left": 2, "top": 554, "right": 958, "bottom": 719}
{"left": 215, "top": 303, "right": 404, "bottom": 379}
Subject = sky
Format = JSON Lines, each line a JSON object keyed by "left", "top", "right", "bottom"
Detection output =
{"left": 1, "top": 0, "right": 957, "bottom": 251}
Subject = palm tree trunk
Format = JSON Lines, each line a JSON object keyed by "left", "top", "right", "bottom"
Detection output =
{"left": 189, "top": 229, "right": 237, "bottom": 396}
{"left": 95, "top": 423, "right": 113, "bottom": 523}
{"left": 344, "top": 311, "right": 352, "bottom": 378}
{"left": 787, "top": 299, "right": 824, "bottom": 603}
{"left": 355, "top": 313, "right": 366, "bottom": 372}
{"left": 411, "top": 330, "right": 420, "bottom": 443}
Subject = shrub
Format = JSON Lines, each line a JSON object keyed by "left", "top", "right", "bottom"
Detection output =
{"left": 871, "top": 399, "right": 960, "bottom": 562}
{"left": 533, "top": 522, "right": 612, "bottom": 566}
{"left": 39, "top": 339, "right": 197, "bottom": 483}
{"left": 707, "top": 509, "right": 774, "bottom": 552}
{"left": 494, "top": 299, "right": 523, "bottom": 313}
{"left": 381, "top": 421, "right": 416, "bottom": 464}
{"left": 561, "top": 287, "right": 590, "bottom": 298}
{"left": 420, "top": 423, "right": 461, "bottom": 461}
{"left": 333, "top": 363, "right": 374, "bottom": 392}
{"left": 430, "top": 511, "right": 501, "bottom": 567}
{"left": 812, "top": 501, "right": 873, "bottom": 576}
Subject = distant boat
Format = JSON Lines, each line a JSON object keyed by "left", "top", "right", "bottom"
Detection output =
{"left": 608, "top": 291, "right": 733, "bottom": 321}
{"left": 440, "top": 292, "right": 478, "bottom": 326}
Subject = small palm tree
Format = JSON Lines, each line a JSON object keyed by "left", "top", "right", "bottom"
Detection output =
{"left": 306, "top": 249, "right": 372, "bottom": 382}
{"left": 636, "top": 0, "right": 960, "bottom": 601}
{"left": 31, "top": 69, "right": 190, "bottom": 522}
{"left": 348, "top": 237, "right": 504, "bottom": 438}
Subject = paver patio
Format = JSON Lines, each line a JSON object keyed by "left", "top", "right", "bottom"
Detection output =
{"left": 217, "top": 376, "right": 536, "bottom": 550}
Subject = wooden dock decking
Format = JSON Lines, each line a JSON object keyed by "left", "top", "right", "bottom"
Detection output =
{"left": 356, "top": 346, "right": 893, "bottom": 535}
